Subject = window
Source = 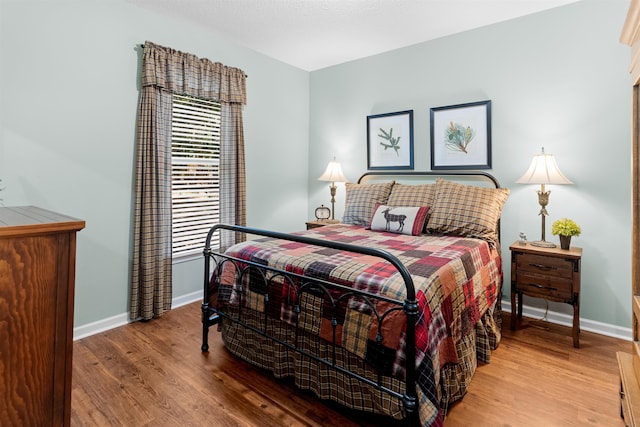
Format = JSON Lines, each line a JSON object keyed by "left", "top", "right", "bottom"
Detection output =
{"left": 171, "top": 94, "right": 221, "bottom": 257}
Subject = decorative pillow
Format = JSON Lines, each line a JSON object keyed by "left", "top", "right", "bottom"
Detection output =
{"left": 387, "top": 183, "right": 436, "bottom": 207}
{"left": 426, "top": 179, "right": 509, "bottom": 247}
{"left": 369, "top": 204, "right": 430, "bottom": 236}
{"left": 342, "top": 181, "right": 395, "bottom": 226}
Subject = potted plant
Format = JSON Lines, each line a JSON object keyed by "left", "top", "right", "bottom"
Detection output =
{"left": 551, "top": 218, "right": 581, "bottom": 250}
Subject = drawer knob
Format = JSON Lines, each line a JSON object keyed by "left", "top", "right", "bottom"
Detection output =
{"left": 528, "top": 283, "right": 557, "bottom": 291}
{"left": 529, "top": 263, "right": 557, "bottom": 270}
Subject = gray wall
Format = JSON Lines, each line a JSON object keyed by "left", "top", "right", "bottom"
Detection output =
{"left": 309, "top": 0, "right": 633, "bottom": 329}
{"left": 0, "top": 0, "right": 310, "bottom": 328}
{"left": 0, "top": 0, "right": 634, "bottom": 333}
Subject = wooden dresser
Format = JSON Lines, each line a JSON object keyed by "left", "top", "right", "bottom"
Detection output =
{"left": 0, "top": 206, "right": 85, "bottom": 427}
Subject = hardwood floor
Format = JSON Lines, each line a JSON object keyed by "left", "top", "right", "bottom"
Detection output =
{"left": 71, "top": 303, "right": 630, "bottom": 426}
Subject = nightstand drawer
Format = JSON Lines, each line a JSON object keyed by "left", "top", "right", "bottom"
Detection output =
{"left": 516, "top": 253, "right": 574, "bottom": 280}
{"left": 515, "top": 272, "right": 573, "bottom": 300}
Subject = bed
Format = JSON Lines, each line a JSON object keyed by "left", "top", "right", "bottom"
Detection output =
{"left": 201, "top": 171, "right": 509, "bottom": 426}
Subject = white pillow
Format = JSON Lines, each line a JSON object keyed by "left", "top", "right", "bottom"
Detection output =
{"left": 369, "top": 204, "right": 430, "bottom": 236}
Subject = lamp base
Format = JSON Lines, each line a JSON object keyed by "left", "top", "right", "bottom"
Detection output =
{"left": 530, "top": 240, "right": 556, "bottom": 248}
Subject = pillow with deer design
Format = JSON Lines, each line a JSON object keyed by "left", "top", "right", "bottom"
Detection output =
{"left": 368, "top": 204, "right": 430, "bottom": 236}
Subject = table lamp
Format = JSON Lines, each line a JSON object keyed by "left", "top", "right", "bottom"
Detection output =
{"left": 516, "top": 147, "right": 573, "bottom": 248}
{"left": 318, "top": 158, "right": 349, "bottom": 220}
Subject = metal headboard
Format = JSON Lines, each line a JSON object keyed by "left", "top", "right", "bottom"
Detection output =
{"left": 357, "top": 170, "right": 503, "bottom": 243}
{"left": 357, "top": 170, "right": 501, "bottom": 189}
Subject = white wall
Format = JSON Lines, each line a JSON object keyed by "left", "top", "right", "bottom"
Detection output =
{"left": 309, "top": 0, "right": 633, "bottom": 329}
{"left": 0, "top": 0, "right": 309, "bottom": 328}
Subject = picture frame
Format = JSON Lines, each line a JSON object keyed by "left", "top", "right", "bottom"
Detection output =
{"left": 367, "top": 110, "right": 414, "bottom": 170}
{"left": 430, "top": 100, "right": 491, "bottom": 170}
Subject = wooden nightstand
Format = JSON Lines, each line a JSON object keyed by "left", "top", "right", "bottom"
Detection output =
{"left": 305, "top": 219, "right": 340, "bottom": 230}
{"left": 509, "top": 241, "right": 583, "bottom": 348}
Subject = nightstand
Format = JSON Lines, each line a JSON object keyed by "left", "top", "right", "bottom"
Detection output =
{"left": 305, "top": 219, "right": 340, "bottom": 230}
{"left": 509, "top": 241, "right": 583, "bottom": 348}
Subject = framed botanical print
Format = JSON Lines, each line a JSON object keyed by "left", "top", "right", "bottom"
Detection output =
{"left": 430, "top": 100, "right": 491, "bottom": 170}
{"left": 367, "top": 110, "right": 414, "bottom": 170}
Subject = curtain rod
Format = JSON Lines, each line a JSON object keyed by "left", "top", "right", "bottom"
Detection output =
{"left": 138, "top": 44, "right": 248, "bottom": 78}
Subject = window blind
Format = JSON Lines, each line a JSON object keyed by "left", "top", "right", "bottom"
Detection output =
{"left": 171, "top": 94, "right": 221, "bottom": 257}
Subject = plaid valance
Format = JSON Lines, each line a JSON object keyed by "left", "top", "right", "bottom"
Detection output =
{"left": 142, "top": 41, "right": 246, "bottom": 105}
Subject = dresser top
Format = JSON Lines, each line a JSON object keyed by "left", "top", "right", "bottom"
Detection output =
{"left": 0, "top": 206, "right": 85, "bottom": 238}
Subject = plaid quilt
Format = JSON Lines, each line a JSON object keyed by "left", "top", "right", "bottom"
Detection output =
{"left": 210, "top": 224, "right": 502, "bottom": 426}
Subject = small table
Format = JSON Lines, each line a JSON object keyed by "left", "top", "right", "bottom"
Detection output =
{"left": 509, "top": 241, "right": 583, "bottom": 347}
{"left": 305, "top": 219, "right": 340, "bottom": 230}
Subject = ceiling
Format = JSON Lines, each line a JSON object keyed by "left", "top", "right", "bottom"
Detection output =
{"left": 129, "top": 0, "right": 580, "bottom": 71}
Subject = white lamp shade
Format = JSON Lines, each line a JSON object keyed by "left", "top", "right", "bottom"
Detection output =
{"left": 516, "top": 150, "right": 572, "bottom": 185}
{"left": 318, "top": 160, "right": 349, "bottom": 183}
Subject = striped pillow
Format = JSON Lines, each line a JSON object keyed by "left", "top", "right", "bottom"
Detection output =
{"left": 426, "top": 179, "right": 509, "bottom": 247}
{"left": 342, "top": 181, "right": 395, "bottom": 226}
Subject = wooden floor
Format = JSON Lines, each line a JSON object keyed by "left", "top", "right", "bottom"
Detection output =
{"left": 71, "top": 303, "right": 630, "bottom": 426}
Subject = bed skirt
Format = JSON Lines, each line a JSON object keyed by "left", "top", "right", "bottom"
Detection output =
{"left": 217, "top": 299, "right": 501, "bottom": 424}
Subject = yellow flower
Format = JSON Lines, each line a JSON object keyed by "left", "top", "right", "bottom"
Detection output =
{"left": 551, "top": 218, "right": 581, "bottom": 237}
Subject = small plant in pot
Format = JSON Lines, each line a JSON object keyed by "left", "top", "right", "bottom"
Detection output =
{"left": 551, "top": 218, "right": 581, "bottom": 250}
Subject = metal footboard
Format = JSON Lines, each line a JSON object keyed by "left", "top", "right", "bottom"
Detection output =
{"left": 201, "top": 223, "right": 420, "bottom": 426}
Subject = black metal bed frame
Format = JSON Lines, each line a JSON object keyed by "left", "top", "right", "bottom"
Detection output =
{"left": 200, "top": 171, "right": 502, "bottom": 427}
{"left": 202, "top": 224, "right": 420, "bottom": 425}
{"left": 356, "top": 170, "right": 500, "bottom": 187}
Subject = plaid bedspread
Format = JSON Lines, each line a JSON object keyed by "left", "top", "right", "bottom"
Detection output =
{"left": 210, "top": 224, "right": 502, "bottom": 426}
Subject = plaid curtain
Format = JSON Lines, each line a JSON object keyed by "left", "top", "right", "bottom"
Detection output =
{"left": 130, "top": 41, "right": 247, "bottom": 321}
{"left": 220, "top": 102, "right": 247, "bottom": 249}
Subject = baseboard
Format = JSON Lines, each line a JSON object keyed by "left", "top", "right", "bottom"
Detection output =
{"left": 502, "top": 301, "right": 632, "bottom": 342}
{"left": 172, "top": 290, "right": 202, "bottom": 309}
{"left": 74, "top": 296, "right": 632, "bottom": 342}
{"left": 73, "top": 312, "right": 129, "bottom": 341}
{"left": 73, "top": 290, "right": 202, "bottom": 341}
